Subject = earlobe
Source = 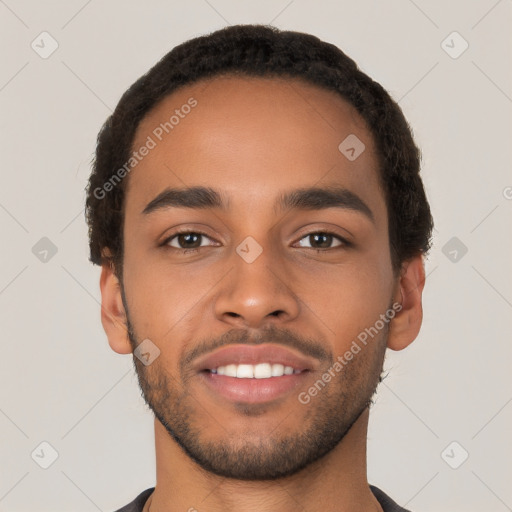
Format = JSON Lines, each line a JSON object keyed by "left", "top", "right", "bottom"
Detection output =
{"left": 99, "top": 256, "right": 132, "bottom": 355}
{"left": 387, "top": 254, "right": 426, "bottom": 351}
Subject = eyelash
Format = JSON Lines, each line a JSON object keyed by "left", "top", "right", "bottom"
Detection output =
{"left": 160, "top": 229, "right": 352, "bottom": 254}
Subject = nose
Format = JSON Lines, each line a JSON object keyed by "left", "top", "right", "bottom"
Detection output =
{"left": 213, "top": 239, "right": 301, "bottom": 329}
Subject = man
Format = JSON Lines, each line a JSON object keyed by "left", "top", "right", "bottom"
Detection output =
{"left": 86, "top": 24, "right": 433, "bottom": 512}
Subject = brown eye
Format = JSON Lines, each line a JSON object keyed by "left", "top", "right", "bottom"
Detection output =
{"left": 297, "top": 232, "right": 346, "bottom": 250}
{"left": 165, "top": 232, "right": 214, "bottom": 250}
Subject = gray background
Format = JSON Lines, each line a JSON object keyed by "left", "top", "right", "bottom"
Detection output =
{"left": 1, "top": 1, "right": 511, "bottom": 511}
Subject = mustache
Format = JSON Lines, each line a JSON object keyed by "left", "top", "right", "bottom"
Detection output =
{"left": 180, "top": 324, "right": 333, "bottom": 373}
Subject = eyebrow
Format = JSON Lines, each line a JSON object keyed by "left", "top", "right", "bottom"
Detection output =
{"left": 142, "top": 185, "right": 374, "bottom": 223}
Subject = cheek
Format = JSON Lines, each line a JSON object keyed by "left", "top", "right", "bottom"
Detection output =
{"left": 305, "top": 257, "right": 394, "bottom": 350}
{"left": 122, "top": 248, "right": 219, "bottom": 350}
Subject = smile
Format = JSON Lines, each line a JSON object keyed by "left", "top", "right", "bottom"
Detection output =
{"left": 209, "top": 363, "right": 302, "bottom": 378}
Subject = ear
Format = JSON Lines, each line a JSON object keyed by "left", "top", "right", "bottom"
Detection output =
{"left": 387, "top": 254, "right": 426, "bottom": 351}
{"left": 99, "top": 252, "right": 132, "bottom": 355}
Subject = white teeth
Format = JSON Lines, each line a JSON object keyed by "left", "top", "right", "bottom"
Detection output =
{"left": 254, "top": 363, "right": 272, "bottom": 378}
{"left": 211, "top": 363, "right": 300, "bottom": 378}
{"left": 224, "top": 364, "right": 237, "bottom": 377}
{"left": 271, "top": 363, "right": 284, "bottom": 376}
{"left": 236, "top": 364, "right": 254, "bottom": 378}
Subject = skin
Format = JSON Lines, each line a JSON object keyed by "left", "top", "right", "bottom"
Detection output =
{"left": 99, "top": 75, "right": 425, "bottom": 512}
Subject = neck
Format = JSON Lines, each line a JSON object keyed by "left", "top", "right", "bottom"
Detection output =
{"left": 146, "top": 408, "right": 382, "bottom": 512}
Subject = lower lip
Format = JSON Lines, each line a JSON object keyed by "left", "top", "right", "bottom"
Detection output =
{"left": 199, "top": 370, "right": 310, "bottom": 404}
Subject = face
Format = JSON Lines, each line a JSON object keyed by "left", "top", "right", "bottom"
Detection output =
{"left": 115, "top": 75, "right": 401, "bottom": 479}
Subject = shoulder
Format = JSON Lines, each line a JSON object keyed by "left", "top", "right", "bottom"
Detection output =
{"left": 370, "top": 485, "right": 412, "bottom": 512}
{"left": 113, "top": 487, "right": 155, "bottom": 512}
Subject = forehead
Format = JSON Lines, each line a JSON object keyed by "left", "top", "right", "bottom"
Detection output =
{"left": 125, "top": 75, "right": 384, "bottom": 220}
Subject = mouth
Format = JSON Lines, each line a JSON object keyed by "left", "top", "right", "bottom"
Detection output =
{"left": 209, "top": 362, "right": 302, "bottom": 377}
{"left": 194, "top": 344, "right": 316, "bottom": 404}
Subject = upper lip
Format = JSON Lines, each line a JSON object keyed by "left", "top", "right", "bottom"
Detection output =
{"left": 194, "top": 344, "right": 318, "bottom": 372}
